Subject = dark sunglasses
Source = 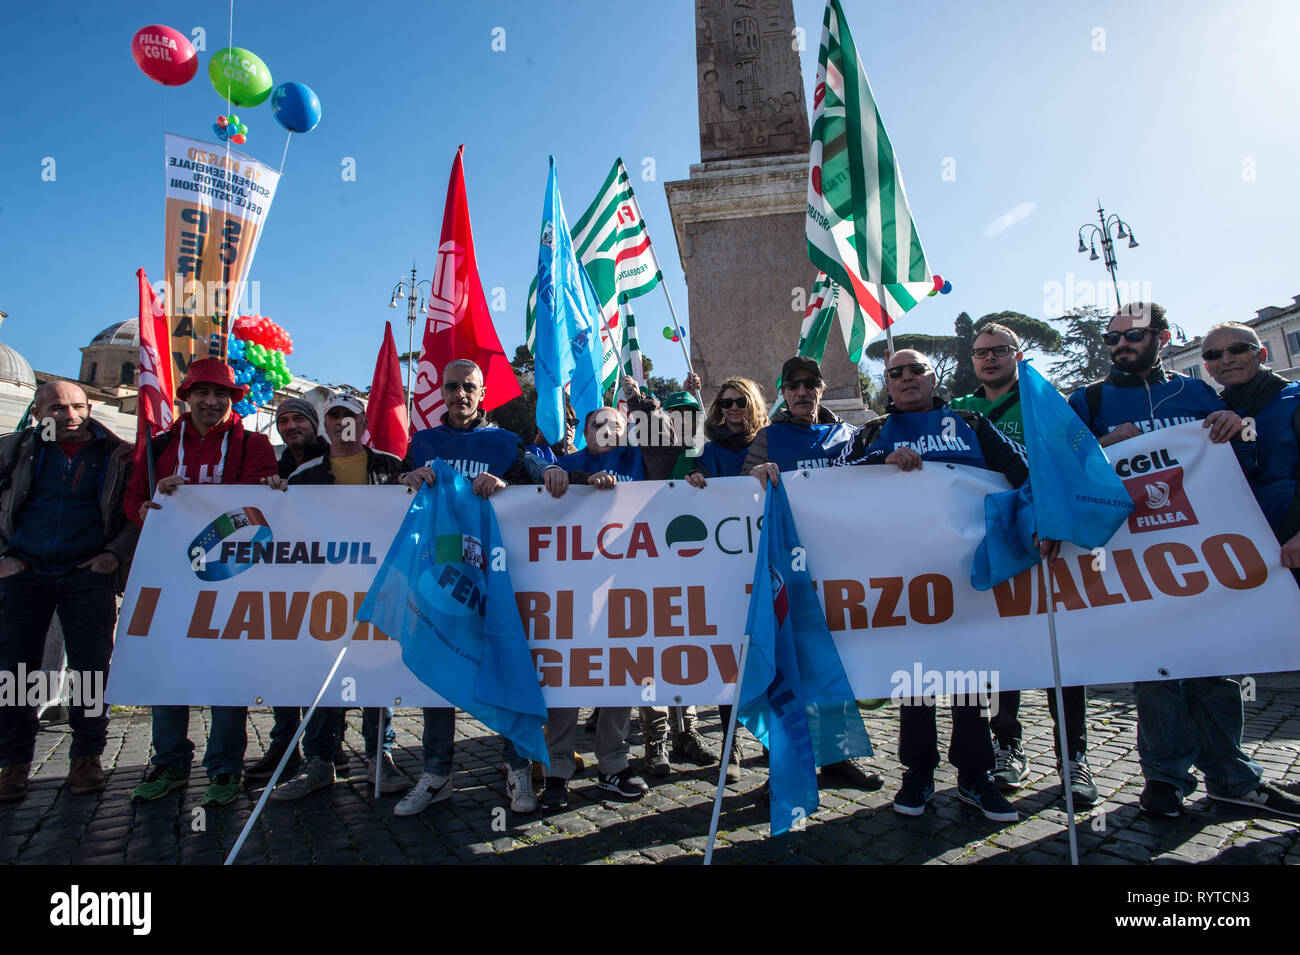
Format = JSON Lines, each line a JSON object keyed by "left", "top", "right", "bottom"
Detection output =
{"left": 886, "top": 363, "right": 931, "bottom": 379}
{"left": 1202, "top": 342, "right": 1259, "bottom": 362}
{"left": 718, "top": 396, "right": 748, "bottom": 409}
{"left": 972, "top": 344, "right": 1014, "bottom": 359}
{"left": 783, "top": 377, "right": 822, "bottom": 391}
{"left": 1103, "top": 328, "right": 1154, "bottom": 346}
{"left": 443, "top": 380, "right": 480, "bottom": 394}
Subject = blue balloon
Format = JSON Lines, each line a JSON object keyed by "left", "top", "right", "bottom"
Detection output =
{"left": 213, "top": 122, "right": 226, "bottom": 138}
{"left": 271, "top": 82, "right": 322, "bottom": 134}
{"left": 940, "top": 280, "right": 952, "bottom": 294}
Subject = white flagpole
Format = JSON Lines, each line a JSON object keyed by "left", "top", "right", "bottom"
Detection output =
{"left": 1041, "top": 556, "right": 1080, "bottom": 866}
{"left": 225, "top": 625, "right": 357, "bottom": 865}
{"left": 703, "top": 635, "right": 751, "bottom": 866}
{"left": 374, "top": 712, "right": 383, "bottom": 800}
{"left": 658, "top": 282, "right": 703, "bottom": 407}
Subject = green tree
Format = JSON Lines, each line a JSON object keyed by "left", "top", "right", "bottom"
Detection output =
{"left": 1048, "top": 306, "right": 1112, "bottom": 391}
{"left": 949, "top": 312, "right": 979, "bottom": 397}
{"left": 974, "top": 311, "right": 1063, "bottom": 353}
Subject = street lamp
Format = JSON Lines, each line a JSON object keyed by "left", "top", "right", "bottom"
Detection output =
{"left": 1076, "top": 200, "right": 1138, "bottom": 309}
{"left": 388, "top": 263, "right": 431, "bottom": 420}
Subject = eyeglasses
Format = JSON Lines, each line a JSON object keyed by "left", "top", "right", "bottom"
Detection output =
{"left": 443, "top": 380, "right": 480, "bottom": 394}
{"left": 1202, "top": 342, "right": 1260, "bottom": 362}
{"left": 886, "top": 363, "right": 931, "bottom": 379}
{"left": 1103, "top": 328, "right": 1154, "bottom": 346}
{"left": 783, "top": 377, "right": 822, "bottom": 391}
{"left": 718, "top": 396, "right": 748, "bottom": 410}
{"left": 972, "top": 345, "right": 1014, "bottom": 359}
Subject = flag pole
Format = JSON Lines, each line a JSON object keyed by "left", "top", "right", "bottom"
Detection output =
{"left": 703, "top": 634, "right": 751, "bottom": 866}
{"left": 374, "top": 711, "right": 383, "bottom": 800}
{"left": 225, "top": 625, "right": 357, "bottom": 865}
{"left": 879, "top": 284, "right": 895, "bottom": 355}
{"left": 658, "top": 282, "right": 703, "bottom": 406}
{"left": 1040, "top": 556, "right": 1080, "bottom": 865}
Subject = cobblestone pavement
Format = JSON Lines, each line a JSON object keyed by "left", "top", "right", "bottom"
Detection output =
{"left": 4, "top": 674, "right": 1300, "bottom": 865}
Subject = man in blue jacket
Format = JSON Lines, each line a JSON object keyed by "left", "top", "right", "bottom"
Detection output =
{"left": 397, "top": 360, "right": 548, "bottom": 817}
{"left": 1069, "top": 304, "right": 1300, "bottom": 819}
{"left": 838, "top": 350, "right": 1052, "bottom": 822}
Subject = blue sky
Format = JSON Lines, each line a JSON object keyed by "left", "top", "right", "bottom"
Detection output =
{"left": 2, "top": 0, "right": 1298, "bottom": 389}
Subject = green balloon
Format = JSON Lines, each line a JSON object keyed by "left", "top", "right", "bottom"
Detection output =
{"left": 208, "top": 48, "right": 272, "bottom": 108}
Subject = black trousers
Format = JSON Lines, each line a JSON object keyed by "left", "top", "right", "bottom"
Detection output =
{"left": 898, "top": 701, "right": 993, "bottom": 779}
{"left": 989, "top": 686, "right": 1087, "bottom": 760}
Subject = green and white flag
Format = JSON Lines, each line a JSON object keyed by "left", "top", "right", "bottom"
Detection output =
{"left": 527, "top": 158, "right": 662, "bottom": 388}
{"left": 773, "top": 271, "right": 878, "bottom": 411}
{"left": 620, "top": 295, "right": 646, "bottom": 384}
{"left": 806, "top": 0, "right": 941, "bottom": 334}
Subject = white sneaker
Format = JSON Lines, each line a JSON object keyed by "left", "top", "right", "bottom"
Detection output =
{"left": 393, "top": 772, "right": 451, "bottom": 816}
{"left": 506, "top": 763, "right": 538, "bottom": 813}
{"left": 366, "top": 753, "right": 409, "bottom": 795}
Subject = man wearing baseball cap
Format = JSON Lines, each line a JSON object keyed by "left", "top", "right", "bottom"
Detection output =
{"left": 266, "top": 392, "right": 410, "bottom": 802}
{"left": 245, "top": 396, "right": 335, "bottom": 784}
{"left": 123, "top": 357, "right": 278, "bottom": 807}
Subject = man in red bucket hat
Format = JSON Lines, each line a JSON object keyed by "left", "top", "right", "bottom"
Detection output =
{"left": 123, "top": 357, "right": 278, "bottom": 807}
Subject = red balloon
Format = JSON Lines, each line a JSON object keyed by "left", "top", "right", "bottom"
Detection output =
{"left": 131, "top": 25, "right": 198, "bottom": 87}
{"left": 230, "top": 133, "right": 247, "bottom": 145}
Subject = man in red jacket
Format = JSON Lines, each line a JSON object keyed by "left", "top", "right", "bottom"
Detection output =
{"left": 124, "top": 359, "right": 277, "bottom": 807}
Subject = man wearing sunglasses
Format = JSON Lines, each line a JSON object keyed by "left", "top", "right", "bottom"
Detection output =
{"left": 951, "top": 326, "right": 1097, "bottom": 805}
{"left": 1065, "top": 306, "right": 1297, "bottom": 820}
{"left": 397, "top": 360, "right": 549, "bottom": 818}
{"left": 741, "top": 356, "right": 882, "bottom": 792}
{"left": 1203, "top": 323, "right": 1300, "bottom": 584}
{"left": 1067, "top": 303, "right": 1237, "bottom": 447}
{"left": 836, "top": 349, "right": 1054, "bottom": 822}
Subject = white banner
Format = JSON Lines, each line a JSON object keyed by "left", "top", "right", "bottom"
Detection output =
{"left": 107, "top": 423, "right": 1300, "bottom": 707}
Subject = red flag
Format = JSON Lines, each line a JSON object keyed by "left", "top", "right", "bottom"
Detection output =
{"left": 134, "top": 268, "right": 175, "bottom": 461}
{"left": 410, "top": 146, "right": 521, "bottom": 430}
{"left": 363, "top": 322, "right": 411, "bottom": 458}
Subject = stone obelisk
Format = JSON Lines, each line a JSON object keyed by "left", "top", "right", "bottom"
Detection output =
{"left": 665, "top": 0, "right": 864, "bottom": 417}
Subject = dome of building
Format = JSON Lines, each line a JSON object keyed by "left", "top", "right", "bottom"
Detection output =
{"left": 0, "top": 340, "right": 36, "bottom": 389}
{"left": 89, "top": 319, "right": 140, "bottom": 347}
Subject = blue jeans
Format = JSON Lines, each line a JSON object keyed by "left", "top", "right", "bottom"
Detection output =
{"left": 1135, "top": 677, "right": 1262, "bottom": 799}
{"left": 269, "top": 706, "right": 302, "bottom": 753}
{"left": 362, "top": 707, "right": 395, "bottom": 759}
{"left": 151, "top": 705, "right": 248, "bottom": 778}
{"left": 503, "top": 737, "right": 529, "bottom": 771}
{"left": 421, "top": 707, "right": 455, "bottom": 776}
{"left": 0, "top": 567, "right": 116, "bottom": 764}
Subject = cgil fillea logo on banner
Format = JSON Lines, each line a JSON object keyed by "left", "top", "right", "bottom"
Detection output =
{"left": 0, "top": 665, "right": 104, "bottom": 718}
{"left": 49, "top": 885, "right": 151, "bottom": 935}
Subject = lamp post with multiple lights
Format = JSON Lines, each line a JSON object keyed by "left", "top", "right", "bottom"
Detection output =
{"left": 388, "top": 264, "right": 431, "bottom": 420}
{"left": 1076, "top": 201, "right": 1138, "bottom": 309}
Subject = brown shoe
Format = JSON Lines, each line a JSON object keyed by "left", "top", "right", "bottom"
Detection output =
{"left": 0, "top": 763, "right": 31, "bottom": 802}
{"left": 67, "top": 755, "right": 107, "bottom": 795}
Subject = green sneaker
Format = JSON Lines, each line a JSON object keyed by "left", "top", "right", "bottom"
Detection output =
{"left": 131, "top": 765, "right": 190, "bottom": 802}
{"left": 201, "top": 772, "right": 242, "bottom": 807}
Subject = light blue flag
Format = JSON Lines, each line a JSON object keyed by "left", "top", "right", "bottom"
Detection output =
{"left": 533, "top": 156, "right": 605, "bottom": 450}
{"left": 357, "top": 460, "right": 549, "bottom": 765}
{"left": 739, "top": 479, "right": 872, "bottom": 836}
{"left": 972, "top": 360, "right": 1135, "bottom": 589}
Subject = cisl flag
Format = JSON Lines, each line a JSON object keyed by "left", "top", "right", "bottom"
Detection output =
{"left": 410, "top": 146, "right": 520, "bottom": 431}
{"left": 134, "top": 267, "right": 175, "bottom": 464}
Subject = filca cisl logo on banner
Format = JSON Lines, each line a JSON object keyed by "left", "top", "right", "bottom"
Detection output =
{"left": 186, "top": 506, "right": 378, "bottom": 581}
{"left": 525, "top": 512, "right": 764, "bottom": 562}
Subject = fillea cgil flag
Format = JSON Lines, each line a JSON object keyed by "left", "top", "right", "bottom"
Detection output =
{"left": 806, "top": 0, "right": 946, "bottom": 334}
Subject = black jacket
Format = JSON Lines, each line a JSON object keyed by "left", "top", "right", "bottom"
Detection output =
{"left": 286, "top": 447, "right": 406, "bottom": 486}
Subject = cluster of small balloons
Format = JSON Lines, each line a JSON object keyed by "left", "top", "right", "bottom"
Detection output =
{"left": 662, "top": 325, "right": 687, "bottom": 342}
{"left": 229, "top": 315, "right": 294, "bottom": 415}
{"left": 131, "top": 25, "right": 323, "bottom": 146}
{"left": 927, "top": 274, "right": 953, "bottom": 296}
{"left": 214, "top": 114, "right": 248, "bottom": 145}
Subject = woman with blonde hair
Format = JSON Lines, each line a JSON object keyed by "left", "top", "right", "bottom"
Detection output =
{"left": 686, "top": 376, "right": 770, "bottom": 483}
